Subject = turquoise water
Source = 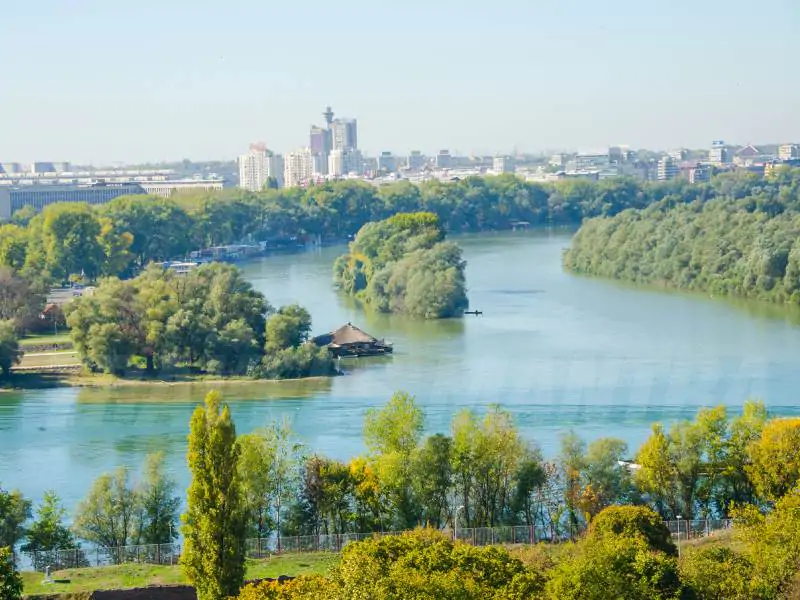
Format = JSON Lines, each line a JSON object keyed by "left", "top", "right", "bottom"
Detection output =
{"left": 2, "top": 231, "right": 800, "bottom": 511}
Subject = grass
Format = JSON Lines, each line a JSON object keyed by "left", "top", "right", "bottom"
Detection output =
{"left": 21, "top": 553, "right": 339, "bottom": 597}
{"left": 19, "top": 333, "right": 73, "bottom": 347}
{"left": 18, "top": 351, "right": 80, "bottom": 368}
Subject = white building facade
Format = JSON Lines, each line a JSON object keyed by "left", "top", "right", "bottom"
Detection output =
{"left": 284, "top": 148, "right": 318, "bottom": 187}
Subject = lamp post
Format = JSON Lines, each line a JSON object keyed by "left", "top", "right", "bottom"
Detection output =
{"left": 676, "top": 515, "right": 682, "bottom": 558}
{"left": 454, "top": 505, "right": 465, "bottom": 543}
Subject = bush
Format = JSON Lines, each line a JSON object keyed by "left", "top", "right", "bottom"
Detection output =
{"left": 546, "top": 535, "right": 684, "bottom": 600}
{"left": 588, "top": 505, "right": 677, "bottom": 556}
{"left": 680, "top": 546, "right": 754, "bottom": 600}
{"left": 329, "top": 529, "right": 545, "bottom": 600}
{"left": 0, "top": 547, "right": 22, "bottom": 600}
{"left": 256, "top": 345, "right": 337, "bottom": 380}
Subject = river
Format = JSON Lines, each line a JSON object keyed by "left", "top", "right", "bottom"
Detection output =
{"left": 3, "top": 230, "right": 800, "bottom": 511}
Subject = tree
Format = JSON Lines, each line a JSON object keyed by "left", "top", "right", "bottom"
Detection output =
{"left": 364, "top": 392, "right": 423, "bottom": 528}
{"left": 581, "top": 437, "right": 632, "bottom": 518}
{"left": 265, "top": 305, "right": 312, "bottom": 353}
{"left": 21, "top": 491, "right": 80, "bottom": 571}
{"left": 747, "top": 417, "right": 800, "bottom": 502}
{"left": 237, "top": 432, "right": 278, "bottom": 538}
{"left": 182, "top": 391, "right": 246, "bottom": 600}
{"left": 0, "top": 321, "right": 23, "bottom": 377}
{"left": 0, "top": 546, "right": 22, "bottom": 600}
{"left": 0, "top": 268, "right": 44, "bottom": 332}
{"left": 0, "top": 224, "right": 29, "bottom": 270}
{"left": 0, "top": 487, "right": 31, "bottom": 549}
{"left": 73, "top": 467, "right": 140, "bottom": 553}
{"left": 413, "top": 434, "right": 453, "bottom": 528}
{"left": 24, "top": 203, "right": 107, "bottom": 280}
{"left": 136, "top": 452, "right": 180, "bottom": 545}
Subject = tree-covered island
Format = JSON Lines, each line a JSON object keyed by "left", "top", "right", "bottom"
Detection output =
{"left": 334, "top": 212, "right": 468, "bottom": 318}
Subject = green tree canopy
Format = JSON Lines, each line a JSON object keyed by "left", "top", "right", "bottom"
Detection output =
{"left": 182, "top": 391, "right": 247, "bottom": 600}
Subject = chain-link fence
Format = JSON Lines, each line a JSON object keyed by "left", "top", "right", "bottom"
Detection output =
{"left": 21, "top": 518, "right": 734, "bottom": 572}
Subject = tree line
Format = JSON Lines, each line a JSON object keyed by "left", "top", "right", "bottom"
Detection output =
{"left": 564, "top": 167, "right": 800, "bottom": 304}
{"left": 5, "top": 391, "right": 800, "bottom": 599}
{"left": 64, "top": 262, "right": 335, "bottom": 379}
{"left": 334, "top": 212, "right": 469, "bottom": 318}
{"left": 5, "top": 170, "right": 788, "bottom": 285}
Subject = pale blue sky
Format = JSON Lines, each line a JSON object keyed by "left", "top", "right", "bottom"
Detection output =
{"left": 1, "top": 0, "right": 798, "bottom": 164}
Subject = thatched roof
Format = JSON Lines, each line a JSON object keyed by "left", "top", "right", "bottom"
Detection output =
{"left": 312, "top": 323, "right": 379, "bottom": 346}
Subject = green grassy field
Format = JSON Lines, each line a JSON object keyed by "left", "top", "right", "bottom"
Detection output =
{"left": 21, "top": 553, "right": 339, "bottom": 597}
{"left": 18, "top": 351, "right": 80, "bottom": 368}
{"left": 19, "top": 333, "right": 73, "bottom": 347}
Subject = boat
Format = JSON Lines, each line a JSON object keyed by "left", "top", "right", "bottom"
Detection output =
{"left": 464, "top": 310, "right": 483, "bottom": 316}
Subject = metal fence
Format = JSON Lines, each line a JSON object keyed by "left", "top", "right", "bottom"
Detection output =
{"left": 22, "top": 518, "right": 734, "bottom": 572}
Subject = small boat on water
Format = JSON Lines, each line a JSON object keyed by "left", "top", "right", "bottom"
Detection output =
{"left": 464, "top": 310, "right": 483, "bottom": 316}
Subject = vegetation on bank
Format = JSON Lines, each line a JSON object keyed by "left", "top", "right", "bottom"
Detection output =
{"left": 0, "top": 175, "right": 711, "bottom": 284}
{"left": 334, "top": 212, "right": 468, "bottom": 318}
{"left": 62, "top": 262, "right": 335, "bottom": 380}
{"left": 17, "top": 554, "right": 338, "bottom": 597}
{"left": 6, "top": 391, "right": 800, "bottom": 598}
{"left": 564, "top": 167, "right": 800, "bottom": 304}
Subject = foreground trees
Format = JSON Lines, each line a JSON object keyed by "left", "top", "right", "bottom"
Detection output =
{"left": 334, "top": 212, "right": 468, "bottom": 318}
{"left": 182, "top": 391, "right": 247, "bottom": 600}
{"left": 0, "top": 547, "right": 22, "bottom": 600}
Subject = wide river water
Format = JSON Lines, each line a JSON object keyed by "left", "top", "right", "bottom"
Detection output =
{"left": 3, "top": 230, "right": 800, "bottom": 511}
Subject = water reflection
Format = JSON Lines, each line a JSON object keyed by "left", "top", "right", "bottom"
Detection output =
{"left": 75, "top": 377, "right": 334, "bottom": 404}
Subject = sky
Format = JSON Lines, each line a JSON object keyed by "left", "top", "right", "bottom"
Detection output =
{"left": 1, "top": 0, "right": 798, "bottom": 165}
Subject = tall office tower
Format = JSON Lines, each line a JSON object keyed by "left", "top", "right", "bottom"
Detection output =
{"left": 239, "top": 143, "right": 271, "bottom": 191}
{"left": 284, "top": 148, "right": 318, "bottom": 187}
{"left": 331, "top": 118, "right": 358, "bottom": 151}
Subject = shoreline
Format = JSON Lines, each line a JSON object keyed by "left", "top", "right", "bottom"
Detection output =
{"left": 1, "top": 370, "right": 337, "bottom": 391}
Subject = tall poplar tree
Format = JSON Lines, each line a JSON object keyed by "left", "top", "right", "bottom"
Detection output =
{"left": 181, "top": 391, "right": 246, "bottom": 600}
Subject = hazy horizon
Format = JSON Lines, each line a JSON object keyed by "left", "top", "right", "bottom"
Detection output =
{"left": 1, "top": 0, "right": 798, "bottom": 165}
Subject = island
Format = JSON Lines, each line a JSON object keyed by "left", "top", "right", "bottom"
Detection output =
{"left": 333, "top": 212, "right": 469, "bottom": 319}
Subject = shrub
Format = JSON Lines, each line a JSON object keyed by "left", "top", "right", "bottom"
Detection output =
{"left": 680, "top": 546, "right": 754, "bottom": 600}
{"left": 546, "top": 535, "right": 684, "bottom": 600}
{"left": 587, "top": 505, "right": 677, "bottom": 556}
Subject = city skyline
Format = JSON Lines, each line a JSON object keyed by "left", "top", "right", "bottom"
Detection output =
{"left": 1, "top": 0, "right": 799, "bottom": 164}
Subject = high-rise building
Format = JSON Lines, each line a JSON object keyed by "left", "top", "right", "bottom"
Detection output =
{"left": 779, "top": 144, "right": 799, "bottom": 161}
{"left": 435, "top": 150, "right": 452, "bottom": 169}
{"left": 331, "top": 118, "right": 358, "bottom": 151}
{"left": 709, "top": 141, "right": 729, "bottom": 165}
{"left": 309, "top": 125, "right": 330, "bottom": 175}
{"left": 493, "top": 156, "right": 514, "bottom": 174}
{"left": 238, "top": 143, "right": 274, "bottom": 191}
{"left": 406, "top": 151, "right": 426, "bottom": 171}
{"left": 377, "top": 152, "right": 397, "bottom": 173}
{"left": 328, "top": 149, "right": 363, "bottom": 177}
{"left": 284, "top": 148, "right": 318, "bottom": 188}
{"left": 657, "top": 156, "right": 680, "bottom": 181}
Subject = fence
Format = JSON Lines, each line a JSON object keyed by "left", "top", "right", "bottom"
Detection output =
{"left": 22, "top": 518, "right": 734, "bottom": 572}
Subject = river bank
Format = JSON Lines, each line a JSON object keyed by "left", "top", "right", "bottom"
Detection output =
{"left": 1, "top": 369, "right": 338, "bottom": 391}
{"left": 5, "top": 231, "right": 800, "bottom": 514}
